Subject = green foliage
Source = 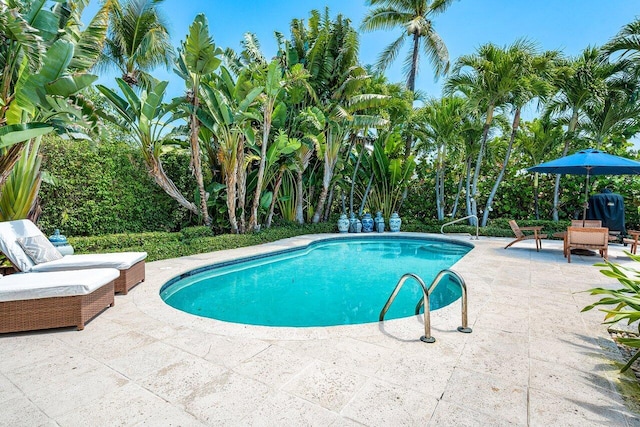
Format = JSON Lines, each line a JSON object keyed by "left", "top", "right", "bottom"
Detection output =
{"left": 583, "top": 253, "right": 640, "bottom": 372}
{"left": 37, "top": 135, "right": 194, "bottom": 236}
{"left": 68, "top": 222, "right": 335, "bottom": 261}
{"left": 0, "top": 139, "right": 42, "bottom": 220}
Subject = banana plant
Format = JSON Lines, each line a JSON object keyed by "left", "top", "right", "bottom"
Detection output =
{"left": 263, "top": 131, "right": 301, "bottom": 227}
{"left": 174, "top": 13, "right": 223, "bottom": 226}
{"left": 197, "top": 67, "right": 262, "bottom": 233}
{"left": 0, "top": 0, "right": 108, "bottom": 193}
{"left": 97, "top": 78, "right": 198, "bottom": 214}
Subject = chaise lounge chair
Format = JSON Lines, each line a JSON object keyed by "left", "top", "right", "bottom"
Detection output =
{"left": 0, "top": 220, "right": 147, "bottom": 294}
{"left": 0, "top": 268, "right": 119, "bottom": 333}
{"left": 504, "top": 220, "right": 547, "bottom": 252}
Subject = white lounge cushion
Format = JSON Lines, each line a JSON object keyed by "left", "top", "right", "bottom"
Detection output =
{"left": 0, "top": 268, "right": 120, "bottom": 302}
{"left": 30, "top": 252, "right": 147, "bottom": 273}
{"left": 0, "top": 220, "right": 43, "bottom": 272}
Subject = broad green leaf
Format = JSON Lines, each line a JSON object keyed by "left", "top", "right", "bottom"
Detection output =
{"left": 183, "top": 14, "right": 222, "bottom": 76}
{"left": 266, "top": 61, "right": 282, "bottom": 97}
{"left": 260, "top": 191, "right": 273, "bottom": 209}
{"left": 239, "top": 87, "right": 263, "bottom": 113}
{"left": 272, "top": 102, "right": 287, "bottom": 129}
{"left": 46, "top": 74, "right": 98, "bottom": 96}
{"left": 68, "top": 1, "right": 109, "bottom": 71}
{"left": 25, "top": 0, "right": 58, "bottom": 42}
{"left": 141, "top": 81, "right": 168, "bottom": 123}
{"left": 0, "top": 123, "right": 53, "bottom": 148}
{"left": 116, "top": 79, "right": 142, "bottom": 116}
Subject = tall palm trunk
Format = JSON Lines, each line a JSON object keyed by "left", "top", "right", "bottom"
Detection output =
{"left": 148, "top": 156, "right": 199, "bottom": 214}
{"left": 295, "top": 169, "right": 305, "bottom": 224}
{"left": 237, "top": 138, "right": 247, "bottom": 233}
{"left": 225, "top": 167, "right": 239, "bottom": 234}
{"left": 407, "top": 32, "right": 420, "bottom": 93}
{"left": 248, "top": 102, "right": 273, "bottom": 231}
{"left": 312, "top": 129, "right": 340, "bottom": 224}
{"left": 323, "top": 185, "right": 335, "bottom": 221}
{"left": 464, "top": 156, "right": 473, "bottom": 221}
{"left": 552, "top": 109, "right": 579, "bottom": 221}
{"left": 218, "top": 130, "right": 239, "bottom": 233}
{"left": 189, "top": 89, "right": 211, "bottom": 226}
{"left": 481, "top": 108, "right": 521, "bottom": 226}
{"left": 469, "top": 106, "right": 494, "bottom": 225}
{"left": 435, "top": 145, "right": 446, "bottom": 220}
{"left": 402, "top": 32, "right": 421, "bottom": 158}
{"left": 450, "top": 174, "right": 464, "bottom": 218}
{"left": 349, "top": 141, "right": 365, "bottom": 214}
{"left": 266, "top": 167, "right": 285, "bottom": 228}
{"left": 312, "top": 161, "right": 334, "bottom": 223}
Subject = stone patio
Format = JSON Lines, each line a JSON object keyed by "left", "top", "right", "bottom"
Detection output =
{"left": 1, "top": 233, "right": 640, "bottom": 426}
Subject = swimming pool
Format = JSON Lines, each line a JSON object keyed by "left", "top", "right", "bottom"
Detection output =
{"left": 160, "top": 236, "right": 472, "bottom": 327}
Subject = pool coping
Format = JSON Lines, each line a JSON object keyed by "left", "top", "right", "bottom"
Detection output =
{"left": 2, "top": 232, "right": 640, "bottom": 425}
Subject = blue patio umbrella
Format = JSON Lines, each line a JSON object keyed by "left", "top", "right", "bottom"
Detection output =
{"left": 528, "top": 148, "right": 640, "bottom": 220}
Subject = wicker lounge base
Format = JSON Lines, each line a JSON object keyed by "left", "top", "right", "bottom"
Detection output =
{"left": 0, "top": 280, "right": 115, "bottom": 333}
{"left": 115, "top": 260, "right": 145, "bottom": 295}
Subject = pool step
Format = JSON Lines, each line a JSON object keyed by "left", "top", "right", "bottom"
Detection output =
{"left": 419, "top": 244, "right": 469, "bottom": 255}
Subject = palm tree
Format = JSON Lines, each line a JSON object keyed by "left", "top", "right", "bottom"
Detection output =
{"left": 578, "top": 61, "right": 640, "bottom": 150}
{"left": 444, "top": 43, "right": 516, "bottom": 225}
{"left": 415, "top": 96, "right": 466, "bottom": 220}
{"left": 361, "top": 0, "right": 454, "bottom": 157}
{"left": 517, "top": 118, "right": 564, "bottom": 219}
{"left": 361, "top": 0, "right": 453, "bottom": 92}
{"left": 544, "top": 47, "right": 617, "bottom": 220}
{"left": 602, "top": 19, "right": 640, "bottom": 63}
{"left": 99, "top": 0, "right": 173, "bottom": 88}
{"left": 277, "top": 9, "right": 389, "bottom": 223}
{"left": 481, "top": 42, "right": 559, "bottom": 226}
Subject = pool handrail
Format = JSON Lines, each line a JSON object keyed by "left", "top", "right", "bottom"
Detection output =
{"left": 379, "top": 269, "right": 472, "bottom": 343}
{"left": 440, "top": 215, "right": 479, "bottom": 240}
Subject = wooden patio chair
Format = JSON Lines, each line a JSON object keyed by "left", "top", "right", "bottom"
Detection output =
{"left": 566, "top": 226, "right": 609, "bottom": 263}
{"left": 623, "top": 230, "right": 640, "bottom": 255}
{"left": 504, "top": 220, "right": 547, "bottom": 252}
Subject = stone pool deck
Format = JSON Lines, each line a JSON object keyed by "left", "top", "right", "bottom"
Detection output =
{"left": 1, "top": 233, "right": 640, "bottom": 426}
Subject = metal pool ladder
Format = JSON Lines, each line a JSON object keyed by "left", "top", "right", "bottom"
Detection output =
{"left": 379, "top": 269, "right": 472, "bottom": 343}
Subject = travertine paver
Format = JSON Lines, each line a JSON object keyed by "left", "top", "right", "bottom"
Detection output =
{"left": 1, "top": 234, "right": 639, "bottom": 426}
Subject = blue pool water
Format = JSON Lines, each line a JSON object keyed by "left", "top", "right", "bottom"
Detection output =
{"left": 160, "top": 237, "right": 472, "bottom": 327}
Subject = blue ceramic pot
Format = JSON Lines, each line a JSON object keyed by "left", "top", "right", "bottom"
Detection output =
{"left": 361, "top": 213, "right": 374, "bottom": 232}
{"left": 337, "top": 214, "right": 349, "bottom": 233}
{"left": 389, "top": 212, "right": 402, "bottom": 232}
{"left": 375, "top": 211, "right": 385, "bottom": 232}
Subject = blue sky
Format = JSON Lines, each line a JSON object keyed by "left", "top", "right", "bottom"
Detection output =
{"left": 87, "top": 0, "right": 638, "bottom": 99}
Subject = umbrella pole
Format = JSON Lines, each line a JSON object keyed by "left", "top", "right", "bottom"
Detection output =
{"left": 582, "top": 170, "right": 590, "bottom": 225}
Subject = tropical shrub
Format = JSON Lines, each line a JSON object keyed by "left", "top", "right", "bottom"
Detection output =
{"left": 583, "top": 253, "right": 640, "bottom": 372}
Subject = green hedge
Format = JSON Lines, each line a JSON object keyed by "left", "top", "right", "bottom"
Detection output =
{"left": 68, "top": 222, "right": 335, "bottom": 262}
{"left": 38, "top": 136, "right": 196, "bottom": 236}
